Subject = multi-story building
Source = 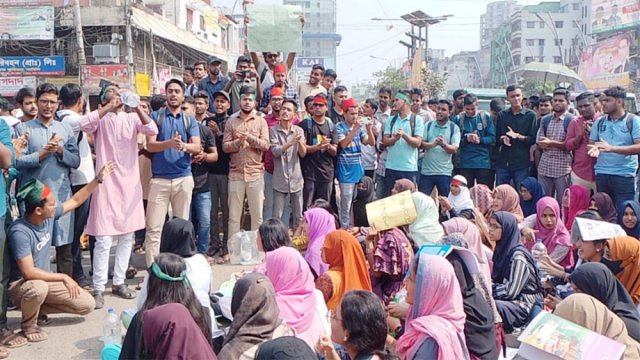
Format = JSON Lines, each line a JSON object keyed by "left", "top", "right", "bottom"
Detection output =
{"left": 444, "top": 51, "right": 484, "bottom": 90}
{"left": 489, "top": 23, "right": 513, "bottom": 88}
{"left": 480, "top": 1, "right": 521, "bottom": 49}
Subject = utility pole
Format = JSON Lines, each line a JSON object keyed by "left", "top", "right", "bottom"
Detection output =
{"left": 124, "top": 0, "right": 135, "bottom": 87}
{"left": 72, "top": 0, "right": 86, "bottom": 67}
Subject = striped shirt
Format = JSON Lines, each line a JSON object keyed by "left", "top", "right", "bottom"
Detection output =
{"left": 336, "top": 121, "right": 367, "bottom": 183}
{"left": 493, "top": 251, "right": 542, "bottom": 312}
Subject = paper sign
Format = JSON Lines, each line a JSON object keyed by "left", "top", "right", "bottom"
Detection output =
{"left": 366, "top": 190, "right": 417, "bottom": 232}
{"left": 574, "top": 217, "right": 626, "bottom": 241}
{"left": 246, "top": 4, "right": 303, "bottom": 53}
{"left": 135, "top": 73, "right": 151, "bottom": 97}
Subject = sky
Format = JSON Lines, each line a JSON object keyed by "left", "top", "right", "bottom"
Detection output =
{"left": 216, "top": 0, "right": 540, "bottom": 86}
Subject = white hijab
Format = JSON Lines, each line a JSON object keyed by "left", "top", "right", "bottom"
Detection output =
{"left": 448, "top": 185, "right": 475, "bottom": 214}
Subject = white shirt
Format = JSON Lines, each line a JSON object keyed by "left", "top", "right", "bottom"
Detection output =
{"left": 56, "top": 109, "right": 95, "bottom": 186}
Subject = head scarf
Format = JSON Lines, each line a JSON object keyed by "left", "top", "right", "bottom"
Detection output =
{"left": 372, "top": 228, "right": 413, "bottom": 303}
{"left": 219, "top": 273, "right": 282, "bottom": 359}
{"left": 304, "top": 208, "right": 336, "bottom": 276}
{"left": 255, "top": 337, "right": 316, "bottom": 360}
{"left": 607, "top": 236, "right": 640, "bottom": 304}
{"left": 591, "top": 192, "right": 618, "bottom": 223}
{"left": 554, "top": 294, "right": 640, "bottom": 360}
{"left": 563, "top": 185, "right": 590, "bottom": 231}
{"left": 410, "top": 192, "right": 444, "bottom": 246}
{"left": 353, "top": 176, "right": 375, "bottom": 227}
{"left": 470, "top": 184, "right": 493, "bottom": 217}
{"left": 160, "top": 217, "right": 198, "bottom": 258}
{"left": 618, "top": 201, "right": 640, "bottom": 239}
{"left": 322, "top": 230, "right": 372, "bottom": 310}
{"left": 448, "top": 178, "right": 475, "bottom": 214}
{"left": 142, "top": 303, "right": 217, "bottom": 360}
{"left": 493, "top": 185, "right": 524, "bottom": 222}
{"left": 519, "top": 177, "right": 545, "bottom": 217}
{"left": 569, "top": 262, "right": 640, "bottom": 342}
{"left": 265, "top": 247, "right": 318, "bottom": 334}
{"left": 395, "top": 254, "right": 467, "bottom": 360}
{"left": 394, "top": 178, "right": 416, "bottom": 193}
{"left": 442, "top": 218, "right": 492, "bottom": 293}
{"left": 491, "top": 211, "right": 537, "bottom": 283}
{"left": 533, "top": 197, "right": 574, "bottom": 268}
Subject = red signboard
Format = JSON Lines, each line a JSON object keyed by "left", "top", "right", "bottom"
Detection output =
{"left": 80, "top": 64, "right": 131, "bottom": 94}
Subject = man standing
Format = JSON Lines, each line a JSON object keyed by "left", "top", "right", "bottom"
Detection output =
{"left": 193, "top": 61, "right": 207, "bottom": 84}
{"left": 589, "top": 86, "right": 640, "bottom": 208}
{"left": 260, "top": 63, "right": 298, "bottom": 112}
{"left": 381, "top": 90, "right": 424, "bottom": 197}
{"left": 224, "top": 56, "right": 262, "bottom": 114}
{"left": 270, "top": 99, "right": 306, "bottom": 229}
{"left": 0, "top": 116, "right": 14, "bottom": 354}
{"left": 223, "top": 86, "right": 269, "bottom": 238}
{"left": 374, "top": 87, "right": 392, "bottom": 198}
{"left": 198, "top": 56, "right": 229, "bottom": 113}
{"left": 14, "top": 87, "right": 38, "bottom": 123}
{"left": 300, "top": 94, "right": 337, "bottom": 210}
{"left": 361, "top": 98, "right": 380, "bottom": 178}
{"left": 329, "top": 85, "right": 349, "bottom": 124}
{"left": 15, "top": 83, "right": 80, "bottom": 276}
{"left": 457, "top": 94, "right": 496, "bottom": 188}
{"left": 57, "top": 84, "right": 95, "bottom": 289}
{"left": 297, "top": 64, "right": 327, "bottom": 114}
{"left": 451, "top": 89, "right": 468, "bottom": 121}
{"left": 495, "top": 85, "right": 537, "bottom": 190}
{"left": 565, "top": 92, "right": 598, "bottom": 192}
{"left": 537, "top": 88, "right": 574, "bottom": 203}
{"left": 183, "top": 67, "right": 198, "bottom": 97}
{"left": 419, "top": 100, "right": 461, "bottom": 196}
{"left": 144, "top": 79, "right": 201, "bottom": 267}
{"left": 336, "top": 98, "right": 374, "bottom": 228}
{"left": 250, "top": 52, "right": 296, "bottom": 91}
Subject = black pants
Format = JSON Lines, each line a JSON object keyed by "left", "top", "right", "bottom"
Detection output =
{"left": 302, "top": 179, "right": 333, "bottom": 211}
{"left": 457, "top": 168, "right": 495, "bottom": 189}
{"left": 71, "top": 184, "right": 91, "bottom": 280}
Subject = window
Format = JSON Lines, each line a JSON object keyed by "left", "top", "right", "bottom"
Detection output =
{"left": 555, "top": 21, "right": 563, "bottom": 28}
{"left": 539, "top": 39, "right": 545, "bottom": 46}
{"left": 525, "top": 56, "right": 534, "bottom": 63}
{"left": 526, "top": 39, "right": 534, "bottom": 46}
{"left": 553, "top": 56, "right": 562, "bottom": 63}
{"left": 539, "top": 21, "right": 544, "bottom": 28}
{"left": 317, "top": 1, "right": 321, "bottom": 8}
{"left": 526, "top": 21, "right": 535, "bottom": 28}
{"left": 573, "top": 3, "right": 579, "bottom": 11}
{"left": 554, "top": 39, "right": 563, "bottom": 46}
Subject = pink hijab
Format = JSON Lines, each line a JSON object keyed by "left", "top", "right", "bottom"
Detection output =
{"left": 563, "top": 185, "right": 591, "bottom": 231}
{"left": 396, "top": 253, "right": 467, "bottom": 360}
{"left": 533, "top": 196, "right": 574, "bottom": 268}
{"left": 304, "top": 208, "right": 336, "bottom": 276}
{"left": 265, "top": 247, "right": 318, "bottom": 334}
{"left": 442, "top": 218, "right": 492, "bottom": 294}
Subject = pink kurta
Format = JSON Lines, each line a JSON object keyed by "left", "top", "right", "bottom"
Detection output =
{"left": 80, "top": 110, "right": 158, "bottom": 236}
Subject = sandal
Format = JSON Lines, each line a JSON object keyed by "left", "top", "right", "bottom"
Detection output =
{"left": 112, "top": 284, "right": 137, "bottom": 299}
{"left": 125, "top": 266, "right": 137, "bottom": 280}
{"left": 37, "top": 315, "right": 52, "bottom": 327}
{"left": 216, "top": 254, "right": 230, "bottom": 265}
{"left": 0, "top": 330, "right": 27, "bottom": 349}
{"left": 134, "top": 245, "right": 145, "bottom": 255}
{"left": 21, "top": 327, "right": 48, "bottom": 343}
{"left": 0, "top": 346, "right": 8, "bottom": 359}
{"left": 206, "top": 247, "right": 220, "bottom": 258}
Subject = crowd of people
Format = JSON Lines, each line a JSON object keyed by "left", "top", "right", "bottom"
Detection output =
{"left": 0, "top": 49, "right": 639, "bottom": 360}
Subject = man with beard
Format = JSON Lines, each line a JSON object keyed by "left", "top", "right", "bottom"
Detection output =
{"left": 223, "top": 86, "right": 269, "bottom": 238}
{"left": 183, "top": 66, "right": 198, "bottom": 97}
{"left": 260, "top": 63, "right": 298, "bottom": 112}
{"left": 144, "top": 79, "right": 201, "bottom": 267}
{"left": 14, "top": 87, "right": 38, "bottom": 123}
{"left": 451, "top": 89, "right": 467, "bottom": 122}
{"left": 565, "top": 92, "right": 598, "bottom": 192}
{"left": 193, "top": 61, "right": 207, "bottom": 84}
{"left": 375, "top": 87, "right": 393, "bottom": 198}
{"left": 198, "top": 56, "right": 229, "bottom": 113}
{"left": 223, "top": 55, "right": 261, "bottom": 114}
{"left": 297, "top": 64, "right": 326, "bottom": 117}
{"left": 329, "top": 85, "right": 349, "bottom": 124}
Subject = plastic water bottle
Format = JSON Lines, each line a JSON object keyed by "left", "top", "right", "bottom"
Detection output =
{"left": 102, "top": 307, "right": 121, "bottom": 345}
{"left": 120, "top": 91, "right": 140, "bottom": 108}
{"left": 531, "top": 239, "right": 548, "bottom": 280}
{"left": 394, "top": 289, "right": 407, "bottom": 304}
{"left": 240, "top": 232, "right": 253, "bottom": 265}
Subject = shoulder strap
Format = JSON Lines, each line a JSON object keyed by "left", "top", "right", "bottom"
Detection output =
{"left": 260, "top": 66, "right": 268, "bottom": 83}
{"left": 479, "top": 111, "right": 489, "bottom": 130}
{"left": 409, "top": 113, "right": 416, "bottom": 137}
{"left": 388, "top": 114, "right": 399, "bottom": 135}
{"left": 449, "top": 121, "right": 458, "bottom": 144}
{"left": 562, "top": 113, "right": 574, "bottom": 133}
{"left": 541, "top": 114, "right": 552, "bottom": 137}
{"left": 426, "top": 121, "right": 432, "bottom": 139}
{"left": 626, "top": 112, "right": 635, "bottom": 134}
{"left": 156, "top": 108, "right": 166, "bottom": 130}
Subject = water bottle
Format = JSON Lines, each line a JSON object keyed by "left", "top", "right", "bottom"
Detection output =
{"left": 102, "top": 307, "right": 121, "bottom": 345}
{"left": 240, "top": 232, "right": 253, "bottom": 265}
{"left": 394, "top": 289, "right": 407, "bottom": 304}
{"left": 120, "top": 91, "right": 140, "bottom": 108}
{"left": 531, "top": 239, "right": 548, "bottom": 280}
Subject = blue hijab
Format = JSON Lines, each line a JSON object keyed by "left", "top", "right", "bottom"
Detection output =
{"left": 491, "top": 211, "right": 538, "bottom": 283}
{"left": 519, "top": 177, "right": 545, "bottom": 217}
{"left": 618, "top": 200, "right": 640, "bottom": 239}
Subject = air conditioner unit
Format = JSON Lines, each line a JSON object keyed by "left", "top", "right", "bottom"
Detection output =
{"left": 92, "top": 43, "right": 120, "bottom": 64}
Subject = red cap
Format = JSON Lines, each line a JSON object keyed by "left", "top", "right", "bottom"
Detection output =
{"left": 273, "top": 63, "right": 286, "bottom": 75}
{"left": 313, "top": 94, "right": 328, "bottom": 104}
{"left": 270, "top": 86, "right": 284, "bottom": 97}
{"left": 341, "top": 97, "right": 358, "bottom": 112}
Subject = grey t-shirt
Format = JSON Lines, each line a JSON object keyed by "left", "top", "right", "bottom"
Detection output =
{"left": 9, "top": 204, "right": 64, "bottom": 276}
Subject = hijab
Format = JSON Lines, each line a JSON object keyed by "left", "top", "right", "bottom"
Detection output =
{"left": 442, "top": 218, "right": 492, "bottom": 294}
{"left": 255, "top": 337, "right": 316, "bottom": 360}
{"left": 491, "top": 211, "right": 537, "bottom": 284}
{"left": 322, "top": 230, "right": 372, "bottom": 310}
{"left": 142, "top": 303, "right": 217, "bottom": 360}
{"left": 554, "top": 294, "right": 640, "bottom": 360}
{"left": 372, "top": 228, "right": 413, "bottom": 303}
{"left": 219, "top": 273, "right": 282, "bottom": 360}
{"left": 265, "top": 247, "right": 318, "bottom": 335}
{"left": 533, "top": 197, "right": 574, "bottom": 268}
{"left": 618, "top": 200, "right": 640, "bottom": 239}
{"left": 520, "top": 177, "right": 545, "bottom": 217}
{"left": 396, "top": 253, "right": 467, "bottom": 360}
{"left": 493, "top": 185, "right": 524, "bottom": 222}
{"left": 160, "top": 217, "right": 198, "bottom": 257}
{"left": 470, "top": 184, "right": 493, "bottom": 217}
{"left": 591, "top": 192, "right": 618, "bottom": 223}
{"left": 394, "top": 178, "right": 416, "bottom": 193}
{"left": 353, "top": 176, "right": 375, "bottom": 227}
{"left": 607, "top": 236, "right": 640, "bottom": 304}
{"left": 410, "top": 192, "right": 444, "bottom": 246}
{"left": 569, "top": 262, "right": 640, "bottom": 342}
{"left": 304, "top": 208, "right": 335, "bottom": 276}
{"left": 448, "top": 183, "right": 475, "bottom": 214}
{"left": 563, "top": 184, "right": 590, "bottom": 231}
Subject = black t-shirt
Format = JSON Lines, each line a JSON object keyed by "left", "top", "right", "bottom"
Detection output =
{"left": 329, "top": 107, "right": 345, "bottom": 124}
{"left": 299, "top": 117, "right": 335, "bottom": 182}
{"left": 191, "top": 123, "right": 216, "bottom": 193}
{"left": 205, "top": 114, "right": 231, "bottom": 175}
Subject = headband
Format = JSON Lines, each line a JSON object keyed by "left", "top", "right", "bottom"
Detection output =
{"left": 394, "top": 93, "right": 411, "bottom": 104}
{"left": 150, "top": 263, "right": 191, "bottom": 289}
{"left": 241, "top": 93, "right": 257, "bottom": 100}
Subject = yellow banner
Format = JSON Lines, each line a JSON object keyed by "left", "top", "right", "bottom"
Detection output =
{"left": 135, "top": 73, "right": 151, "bottom": 97}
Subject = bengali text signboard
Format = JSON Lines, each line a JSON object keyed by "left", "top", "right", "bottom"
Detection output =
{"left": 0, "top": 76, "right": 36, "bottom": 96}
{"left": 0, "top": 7, "right": 54, "bottom": 40}
{"left": 0, "top": 56, "right": 65, "bottom": 76}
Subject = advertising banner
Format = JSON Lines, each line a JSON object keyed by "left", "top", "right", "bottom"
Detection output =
{"left": 295, "top": 57, "right": 324, "bottom": 83}
{"left": 80, "top": 64, "right": 130, "bottom": 94}
{"left": 0, "top": 56, "right": 65, "bottom": 76}
{"left": 591, "top": 0, "right": 640, "bottom": 34}
{"left": 0, "top": 7, "right": 54, "bottom": 40}
{"left": 0, "top": 76, "right": 36, "bottom": 96}
{"left": 578, "top": 33, "right": 632, "bottom": 91}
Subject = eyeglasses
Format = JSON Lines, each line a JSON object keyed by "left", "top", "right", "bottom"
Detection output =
{"left": 326, "top": 310, "right": 341, "bottom": 322}
{"left": 311, "top": 103, "right": 326, "bottom": 107}
{"left": 266, "top": 54, "right": 279, "bottom": 59}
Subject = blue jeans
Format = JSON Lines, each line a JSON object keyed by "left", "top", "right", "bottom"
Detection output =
{"left": 191, "top": 191, "right": 212, "bottom": 253}
{"left": 375, "top": 174, "right": 386, "bottom": 199}
{"left": 263, "top": 172, "right": 290, "bottom": 225}
{"left": 496, "top": 166, "right": 528, "bottom": 190}
{"left": 339, "top": 182, "right": 357, "bottom": 229}
{"left": 419, "top": 175, "right": 451, "bottom": 196}
{"left": 596, "top": 174, "right": 636, "bottom": 210}
{"left": 383, "top": 169, "right": 418, "bottom": 197}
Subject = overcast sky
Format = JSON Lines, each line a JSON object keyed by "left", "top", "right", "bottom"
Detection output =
{"left": 216, "top": 0, "right": 540, "bottom": 85}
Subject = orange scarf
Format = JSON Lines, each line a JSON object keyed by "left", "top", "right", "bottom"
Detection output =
{"left": 323, "top": 230, "right": 372, "bottom": 310}
{"left": 609, "top": 236, "right": 640, "bottom": 304}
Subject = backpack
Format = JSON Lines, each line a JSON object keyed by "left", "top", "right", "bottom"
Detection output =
{"left": 156, "top": 108, "right": 196, "bottom": 141}
{"left": 388, "top": 113, "right": 417, "bottom": 137}
{"left": 596, "top": 112, "right": 635, "bottom": 139}
{"left": 260, "top": 66, "right": 269, "bottom": 83}
{"left": 55, "top": 112, "right": 83, "bottom": 144}
{"left": 304, "top": 116, "right": 334, "bottom": 145}
{"left": 426, "top": 120, "right": 459, "bottom": 144}
{"left": 541, "top": 113, "right": 574, "bottom": 137}
{"left": 457, "top": 111, "right": 490, "bottom": 137}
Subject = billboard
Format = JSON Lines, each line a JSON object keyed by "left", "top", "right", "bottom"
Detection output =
{"left": 0, "top": 56, "right": 65, "bottom": 76}
{"left": 592, "top": 0, "right": 640, "bottom": 34}
{"left": 0, "top": 76, "right": 36, "bottom": 96}
{"left": 80, "top": 64, "right": 130, "bottom": 94}
{"left": 0, "top": 7, "right": 54, "bottom": 40}
{"left": 578, "top": 33, "right": 632, "bottom": 91}
{"left": 295, "top": 57, "right": 324, "bottom": 83}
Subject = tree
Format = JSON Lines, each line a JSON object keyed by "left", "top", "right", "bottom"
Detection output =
{"left": 372, "top": 67, "right": 407, "bottom": 92}
{"left": 372, "top": 66, "right": 448, "bottom": 99}
{"left": 419, "top": 68, "right": 448, "bottom": 99}
{"left": 520, "top": 79, "right": 557, "bottom": 97}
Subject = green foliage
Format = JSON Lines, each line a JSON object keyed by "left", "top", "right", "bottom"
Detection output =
{"left": 372, "top": 67, "right": 407, "bottom": 92}
{"left": 372, "top": 65, "right": 448, "bottom": 99}
{"left": 420, "top": 68, "right": 448, "bottom": 99}
{"left": 520, "top": 79, "right": 559, "bottom": 97}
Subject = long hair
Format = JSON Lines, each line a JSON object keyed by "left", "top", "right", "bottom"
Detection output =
{"left": 142, "top": 253, "right": 212, "bottom": 340}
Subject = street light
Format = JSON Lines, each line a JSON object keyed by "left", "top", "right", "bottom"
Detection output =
{"left": 369, "top": 55, "right": 393, "bottom": 66}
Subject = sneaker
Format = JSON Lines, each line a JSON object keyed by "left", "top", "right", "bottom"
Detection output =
{"left": 94, "top": 291, "right": 104, "bottom": 309}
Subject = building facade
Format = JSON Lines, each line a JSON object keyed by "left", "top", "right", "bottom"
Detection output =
{"left": 480, "top": 1, "right": 521, "bottom": 49}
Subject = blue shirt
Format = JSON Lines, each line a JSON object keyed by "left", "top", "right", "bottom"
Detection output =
{"left": 458, "top": 112, "right": 496, "bottom": 169}
{"left": 384, "top": 114, "right": 424, "bottom": 172}
{"left": 590, "top": 112, "right": 640, "bottom": 177}
{"left": 151, "top": 109, "right": 200, "bottom": 179}
{"left": 336, "top": 121, "right": 367, "bottom": 184}
{"left": 0, "top": 120, "right": 13, "bottom": 218}
{"left": 198, "top": 76, "right": 229, "bottom": 113}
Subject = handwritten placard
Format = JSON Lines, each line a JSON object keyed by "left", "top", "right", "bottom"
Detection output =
{"left": 246, "top": 4, "right": 303, "bottom": 53}
{"left": 366, "top": 190, "right": 417, "bottom": 232}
